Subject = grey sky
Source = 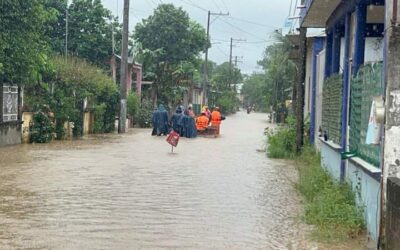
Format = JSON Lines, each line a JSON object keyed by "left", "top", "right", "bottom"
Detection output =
{"left": 101, "top": 0, "right": 295, "bottom": 74}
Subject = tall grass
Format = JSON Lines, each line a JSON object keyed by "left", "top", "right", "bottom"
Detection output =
{"left": 266, "top": 116, "right": 365, "bottom": 241}
{"left": 296, "top": 147, "right": 365, "bottom": 241}
{"left": 266, "top": 116, "right": 296, "bottom": 159}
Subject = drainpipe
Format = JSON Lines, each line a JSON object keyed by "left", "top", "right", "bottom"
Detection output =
{"left": 340, "top": 13, "right": 352, "bottom": 182}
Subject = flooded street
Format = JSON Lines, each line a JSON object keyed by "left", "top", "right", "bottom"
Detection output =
{"left": 0, "top": 112, "right": 309, "bottom": 249}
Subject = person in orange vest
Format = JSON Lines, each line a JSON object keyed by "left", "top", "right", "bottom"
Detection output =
{"left": 196, "top": 112, "right": 209, "bottom": 131}
{"left": 211, "top": 107, "right": 223, "bottom": 135}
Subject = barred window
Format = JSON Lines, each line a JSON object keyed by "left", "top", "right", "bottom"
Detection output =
{"left": 3, "top": 84, "right": 18, "bottom": 122}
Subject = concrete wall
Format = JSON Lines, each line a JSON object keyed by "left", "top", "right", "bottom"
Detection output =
{"left": 320, "top": 138, "right": 381, "bottom": 241}
{"left": 304, "top": 39, "right": 314, "bottom": 119}
{"left": 21, "top": 112, "right": 33, "bottom": 143}
{"left": 315, "top": 49, "right": 325, "bottom": 148}
{"left": 347, "top": 158, "right": 381, "bottom": 242}
{"left": 340, "top": 37, "right": 345, "bottom": 73}
{"left": 365, "top": 37, "right": 384, "bottom": 63}
{"left": 383, "top": 1, "right": 400, "bottom": 186}
{"left": 383, "top": 1, "right": 400, "bottom": 246}
{"left": 0, "top": 122, "right": 21, "bottom": 146}
{"left": 83, "top": 112, "right": 94, "bottom": 135}
{"left": 320, "top": 138, "right": 342, "bottom": 181}
{"left": 386, "top": 177, "right": 400, "bottom": 249}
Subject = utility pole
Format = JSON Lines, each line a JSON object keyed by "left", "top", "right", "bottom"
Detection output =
{"left": 111, "top": 20, "right": 115, "bottom": 55}
{"left": 65, "top": 0, "right": 68, "bottom": 60}
{"left": 229, "top": 37, "right": 233, "bottom": 86}
{"left": 295, "top": 27, "right": 307, "bottom": 153}
{"left": 234, "top": 56, "right": 243, "bottom": 66}
{"left": 229, "top": 38, "right": 245, "bottom": 87}
{"left": 203, "top": 11, "right": 229, "bottom": 105}
{"left": 118, "top": 0, "right": 130, "bottom": 134}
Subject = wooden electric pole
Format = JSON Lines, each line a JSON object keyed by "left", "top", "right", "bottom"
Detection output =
{"left": 118, "top": 0, "right": 129, "bottom": 133}
{"left": 229, "top": 38, "right": 245, "bottom": 87}
{"left": 203, "top": 11, "right": 229, "bottom": 105}
{"left": 295, "top": 27, "right": 307, "bottom": 153}
{"left": 65, "top": 0, "right": 68, "bottom": 60}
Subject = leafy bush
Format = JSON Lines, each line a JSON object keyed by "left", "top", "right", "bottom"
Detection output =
{"left": 24, "top": 55, "right": 119, "bottom": 139}
{"left": 96, "top": 85, "right": 119, "bottom": 133}
{"left": 219, "top": 91, "right": 239, "bottom": 114}
{"left": 30, "top": 111, "right": 55, "bottom": 143}
{"left": 296, "top": 147, "right": 365, "bottom": 241}
{"left": 266, "top": 115, "right": 296, "bottom": 159}
{"left": 92, "top": 103, "right": 107, "bottom": 133}
{"left": 136, "top": 99, "right": 153, "bottom": 128}
{"left": 127, "top": 92, "right": 139, "bottom": 118}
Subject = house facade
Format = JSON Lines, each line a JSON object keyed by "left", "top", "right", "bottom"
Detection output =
{"left": 300, "top": 0, "right": 388, "bottom": 244}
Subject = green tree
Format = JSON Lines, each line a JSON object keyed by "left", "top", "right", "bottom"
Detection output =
{"left": 0, "top": 0, "right": 55, "bottom": 84}
{"left": 67, "top": 0, "right": 113, "bottom": 68}
{"left": 241, "top": 73, "right": 271, "bottom": 111}
{"left": 43, "top": 0, "right": 68, "bottom": 55}
{"left": 133, "top": 4, "right": 208, "bottom": 108}
{"left": 207, "top": 62, "right": 242, "bottom": 113}
{"left": 211, "top": 62, "right": 242, "bottom": 90}
{"left": 258, "top": 33, "right": 296, "bottom": 118}
{"left": 44, "top": 0, "right": 121, "bottom": 69}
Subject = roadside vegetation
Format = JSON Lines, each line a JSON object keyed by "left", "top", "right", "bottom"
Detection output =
{"left": 265, "top": 115, "right": 297, "bottom": 159}
{"left": 296, "top": 147, "right": 365, "bottom": 241}
{"left": 266, "top": 119, "right": 365, "bottom": 242}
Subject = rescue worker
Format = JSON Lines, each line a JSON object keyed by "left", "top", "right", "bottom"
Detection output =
{"left": 196, "top": 112, "right": 209, "bottom": 131}
{"left": 211, "top": 107, "right": 223, "bottom": 135}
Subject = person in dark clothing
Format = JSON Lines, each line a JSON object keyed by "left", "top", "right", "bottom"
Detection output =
{"left": 152, "top": 104, "right": 169, "bottom": 136}
{"left": 170, "top": 106, "right": 184, "bottom": 136}
{"left": 181, "top": 110, "right": 197, "bottom": 138}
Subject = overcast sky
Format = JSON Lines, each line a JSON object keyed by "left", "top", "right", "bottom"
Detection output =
{"left": 101, "top": 0, "right": 297, "bottom": 74}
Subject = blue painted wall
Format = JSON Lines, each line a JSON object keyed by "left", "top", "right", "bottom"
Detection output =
{"left": 347, "top": 161, "right": 381, "bottom": 242}
{"left": 320, "top": 141, "right": 342, "bottom": 181}
{"left": 320, "top": 141, "right": 381, "bottom": 243}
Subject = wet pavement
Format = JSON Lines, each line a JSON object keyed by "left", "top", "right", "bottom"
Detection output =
{"left": 1, "top": 112, "right": 315, "bottom": 249}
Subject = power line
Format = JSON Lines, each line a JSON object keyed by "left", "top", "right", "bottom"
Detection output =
{"left": 214, "top": 44, "right": 229, "bottom": 57}
{"left": 211, "top": 0, "right": 222, "bottom": 12}
{"left": 217, "top": 18, "right": 269, "bottom": 42}
{"left": 212, "top": 38, "right": 276, "bottom": 44}
{"left": 219, "top": 0, "right": 229, "bottom": 12}
{"left": 224, "top": 16, "right": 278, "bottom": 29}
{"left": 179, "top": 0, "right": 208, "bottom": 12}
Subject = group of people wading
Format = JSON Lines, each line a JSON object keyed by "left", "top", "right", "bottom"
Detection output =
{"left": 152, "top": 104, "right": 224, "bottom": 138}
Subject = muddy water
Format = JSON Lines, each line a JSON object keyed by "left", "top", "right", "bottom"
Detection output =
{"left": 0, "top": 112, "right": 308, "bottom": 249}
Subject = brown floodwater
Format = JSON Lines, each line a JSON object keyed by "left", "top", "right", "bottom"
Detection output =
{"left": 0, "top": 112, "right": 333, "bottom": 249}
